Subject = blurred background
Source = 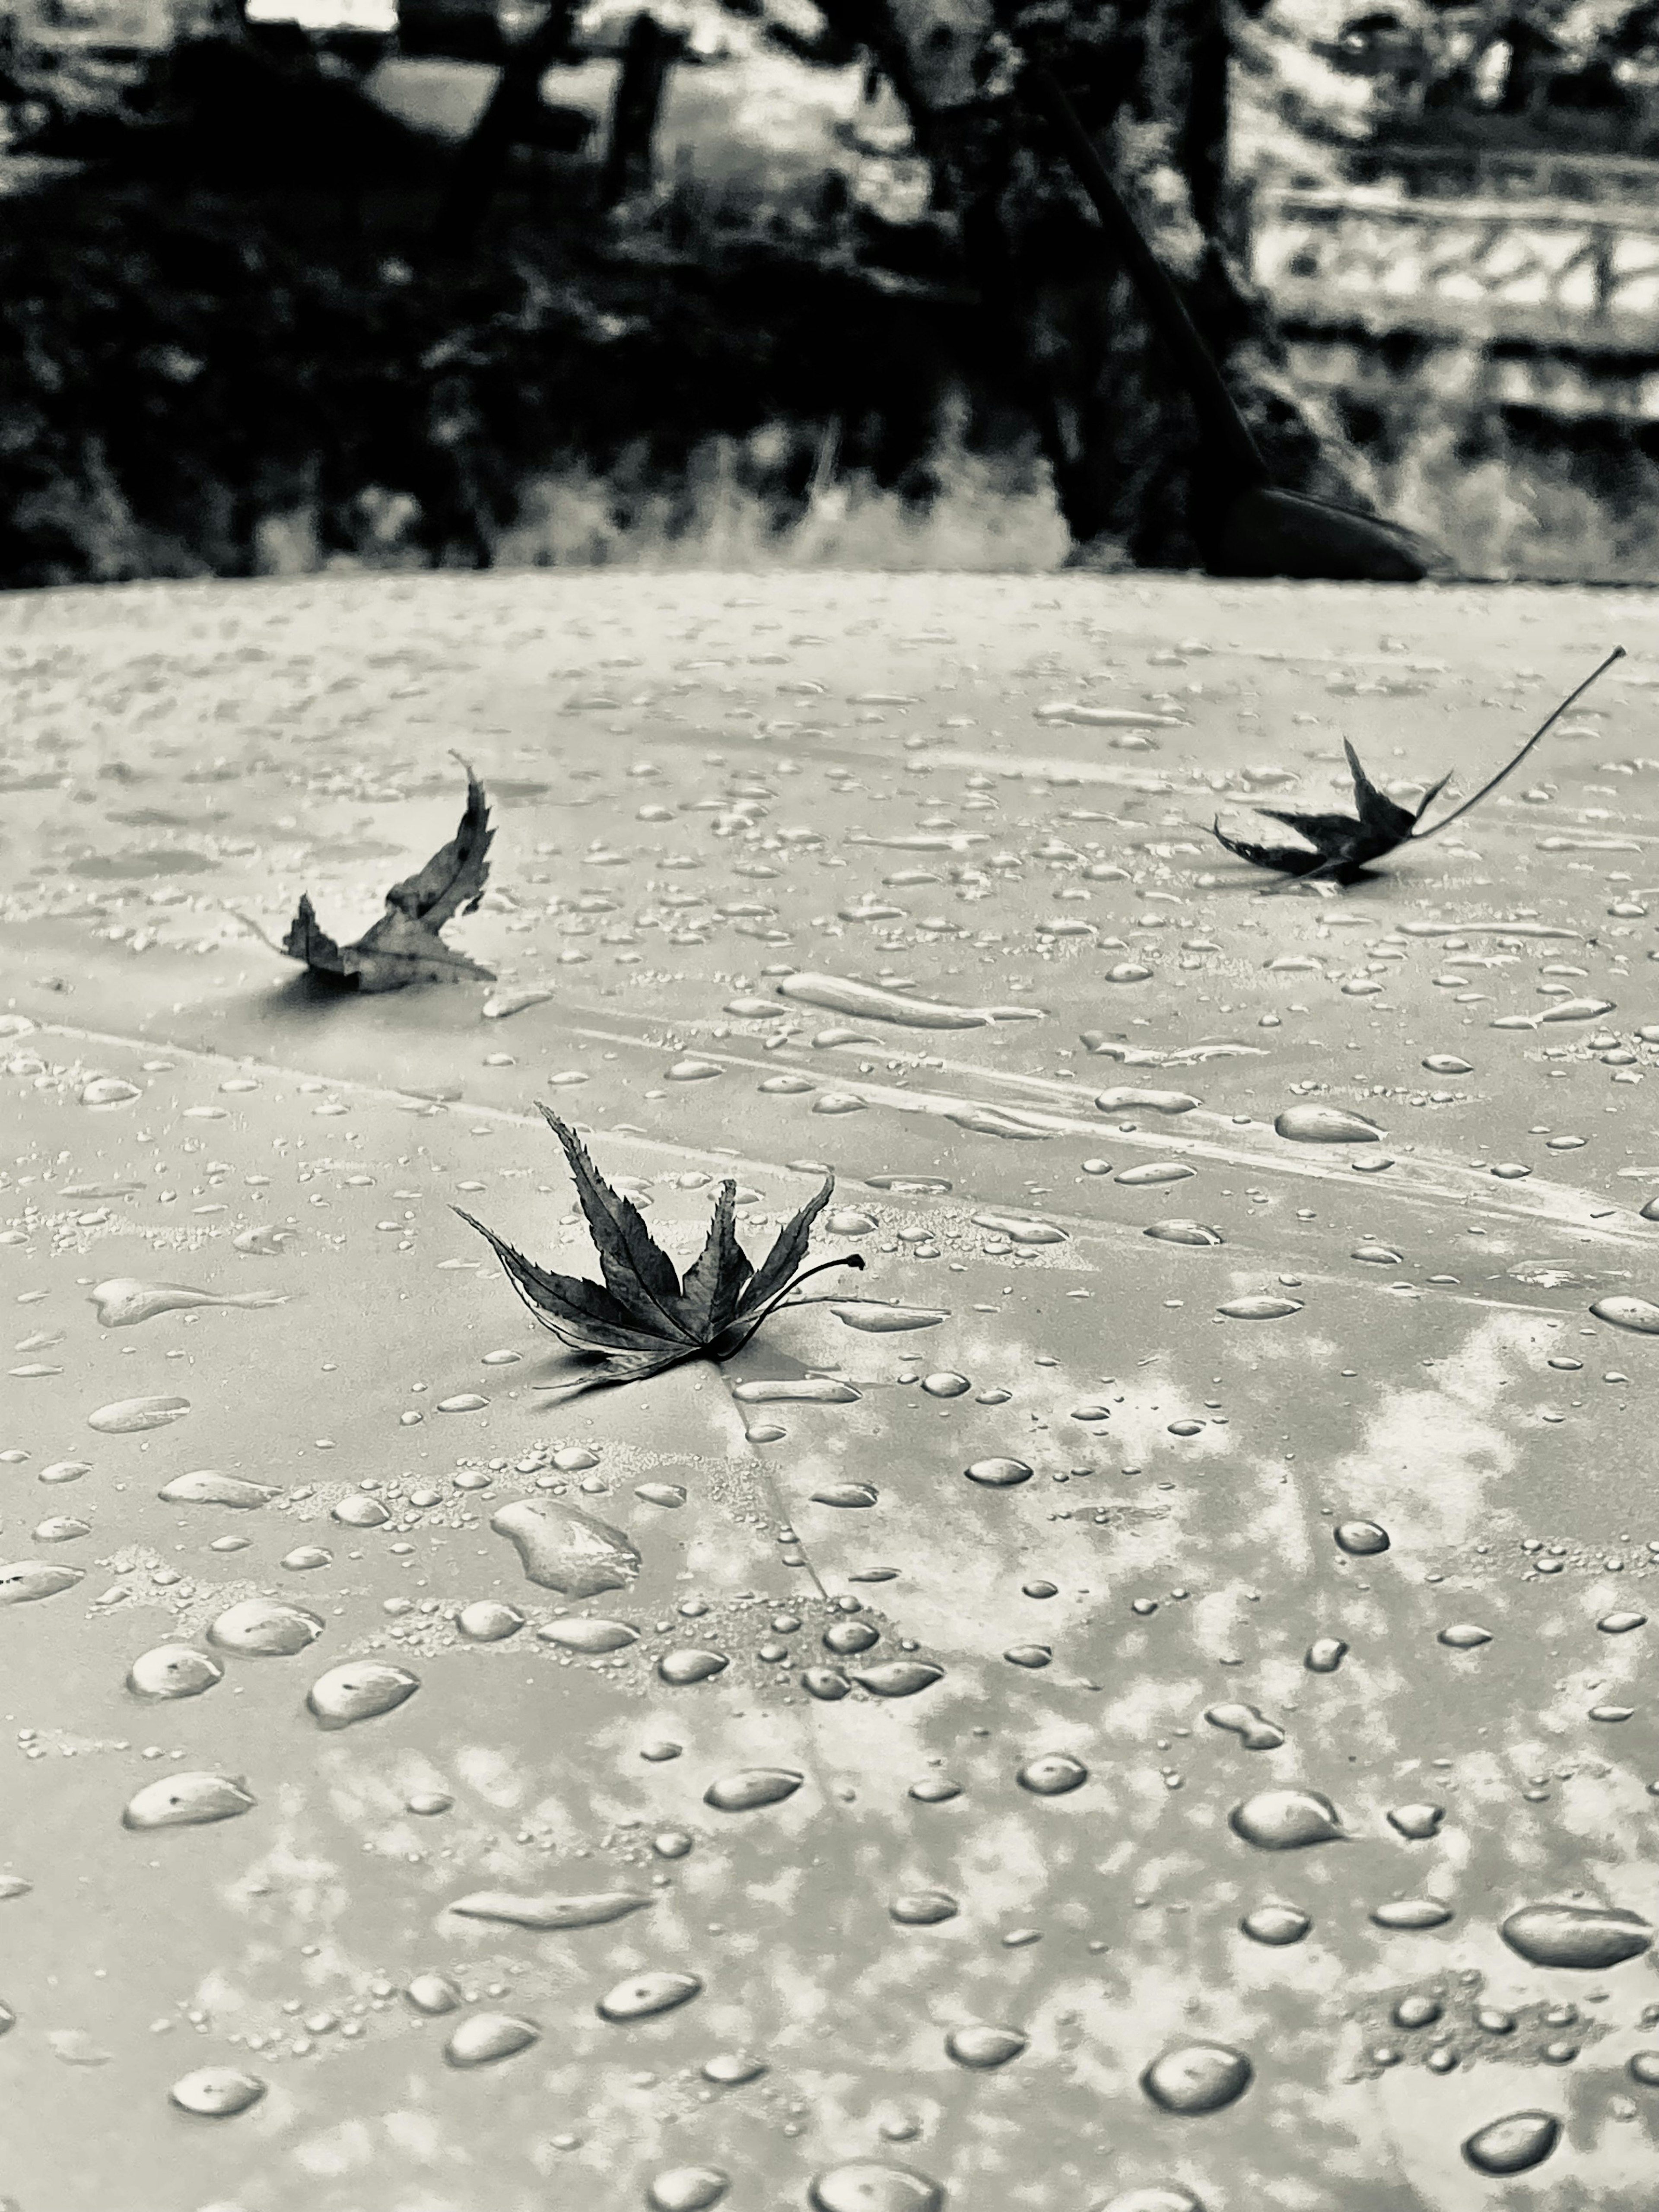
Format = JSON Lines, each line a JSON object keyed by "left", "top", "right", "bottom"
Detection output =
{"left": 8, "top": 0, "right": 1659, "bottom": 585}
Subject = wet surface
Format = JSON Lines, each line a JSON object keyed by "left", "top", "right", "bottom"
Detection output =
{"left": 3, "top": 572, "right": 1659, "bottom": 2209}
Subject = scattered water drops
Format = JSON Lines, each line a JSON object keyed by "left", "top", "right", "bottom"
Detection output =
{"left": 444, "top": 2012, "right": 540, "bottom": 2067}
{"left": 1229, "top": 1789, "right": 1347, "bottom": 1849}
{"left": 1239, "top": 1904, "right": 1310, "bottom": 1946}
{"left": 597, "top": 1971, "right": 702, "bottom": 2023}
{"left": 168, "top": 2067, "right": 266, "bottom": 2118}
{"left": 1500, "top": 1903, "right": 1652, "bottom": 1969}
{"left": 1140, "top": 2041, "right": 1253, "bottom": 2114}
{"left": 127, "top": 1646, "right": 223, "bottom": 1700}
{"left": 1461, "top": 2112, "right": 1561, "bottom": 2176}
{"left": 307, "top": 1661, "right": 420, "bottom": 1727}
{"left": 122, "top": 1772, "right": 254, "bottom": 1831}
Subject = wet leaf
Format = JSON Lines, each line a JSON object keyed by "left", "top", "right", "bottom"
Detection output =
{"left": 276, "top": 760, "right": 495, "bottom": 992}
{"left": 456, "top": 1109, "right": 864, "bottom": 1399}
{"left": 1212, "top": 650, "right": 1623, "bottom": 889}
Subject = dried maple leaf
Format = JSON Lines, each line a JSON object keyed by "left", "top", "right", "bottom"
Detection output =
{"left": 1212, "top": 648, "right": 1624, "bottom": 891}
{"left": 277, "top": 757, "right": 496, "bottom": 991}
{"left": 455, "top": 1107, "right": 866, "bottom": 1399}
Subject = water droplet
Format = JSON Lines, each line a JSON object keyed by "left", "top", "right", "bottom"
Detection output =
{"left": 332, "top": 1494, "right": 390, "bottom": 1528}
{"left": 705, "top": 1768, "right": 803, "bottom": 1812}
{"left": 1628, "top": 2050, "right": 1659, "bottom": 2087}
{"left": 1370, "top": 1898, "right": 1452, "bottom": 1929}
{"left": 444, "top": 2012, "right": 540, "bottom": 2067}
{"left": 1273, "top": 1107, "right": 1382, "bottom": 1144}
{"left": 282, "top": 1546, "right": 331, "bottom": 1571}
{"left": 86, "top": 1395, "right": 191, "bottom": 1434}
{"left": 436, "top": 1393, "right": 489, "bottom": 1413}
{"left": 1229, "top": 1789, "right": 1346, "bottom": 1849}
{"left": 89, "top": 1279, "right": 282, "bottom": 1328}
{"left": 406, "top": 1974, "right": 461, "bottom": 2014}
{"left": 1539, "top": 997, "right": 1615, "bottom": 1024}
{"left": 1591, "top": 1296, "right": 1659, "bottom": 1335}
{"left": 971, "top": 1211, "right": 1067, "bottom": 1246}
{"left": 307, "top": 1662, "right": 419, "bottom": 1727}
{"left": 778, "top": 972, "right": 1035, "bottom": 1029}
{"left": 833, "top": 1304, "right": 946, "bottom": 1332}
{"left": 1350, "top": 1244, "right": 1403, "bottom": 1265}
{"left": 1500, "top": 1903, "right": 1652, "bottom": 1968}
{"left": 1017, "top": 1753, "right": 1088, "bottom": 1796}
{"left": 1217, "top": 1295, "right": 1303, "bottom": 1320}
{"left": 1393, "top": 1994, "right": 1442, "bottom": 2029}
{"left": 538, "top": 1615, "right": 636, "bottom": 1653}
{"left": 37, "top": 1462, "right": 91, "bottom": 1487}
{"left": 732, "top": 1378, "right": 861, "bottom": 1405}
{"left": 1461, "top": 2112, "right": 1560, "bottom": 2176}
{"left": 1204, "top": 1703, "right": 1285, "bottom": 1751}
{"left": 1116, "top": 1163, "right": 1195, "bottom": 1186}
{"left": 909, "top": 1777, "right": 961, "bottom": 1802}
{"left": 458, "top": 1601, "right": 526, "bottom": 1642}
{"left": 824, "top": 1620, "right": 880, "bottom": 1656}
{"left": 1422, "top": 1055, "right": 1472, "bottom": 1074}
{"left": 79, "top": 1077, "right": 140, "bottom": 1107}
{"left": 207, "top": 1599, "right": 323, "bottom": 1657}
{"left": 168, "top": 2067, "right": 266, "bottom": 2117}
{"left": 853, "top": 1662, "right": 942, "bottom": 1697}
{"left": 1386, "top": 1803, "right": 1445, "bottom": 1839}
{"left": 1140, "top": 2041, "right": 1252, "bottom": 2114}
{"left": 920, "top": 1372, "right": 971, "bottom": 1398}
{"left": 667, "top": 1059, "right": 724, "bottom": 1082}
{"left": 1304, "top": 1638, "right": 1348, "bottom": 1673}
{"left": 1599, "top": 1610, "right": 1647, "bottom": 1633}
{"left": 647, "top": 2169, "right": 729, "bottom": 2212}
{"left": 964, "top": 1458, "right": 1033, "bottom": 1487}
{"left": 1437, "top": 1623, "right": 1492, "bottom": 1649}
{"left": 702, "top": 2053, "right": 767, "bottom": 2085}
{"left": 0, "top": 1562, "right": 83, "bottom": 1606}
{"left": 449, "top": 1889, "right": 652, "bottom": 1930}
{"left": 827, "top": 1210, "right": 878, "bottom": 1236}
{"left": 597, "top": 1971, "right": 702, "bottom": 2023}
{"left": 659, "top": 1648, "right": 729, "bottom": 1685}
{"left": 1144, "top": 1220, "right": 1224, "bottom": 1245}
{"left": 890, "top": 1891, "right": 958, "bottom": 1925}
{"left": 635, "top": 1483, "right": 686, "bottom": 1508}
{"left": 1239, "top": 1904, "right": 1310, "bottom": 1946}
{"left": 802, "top": 1667, "right": 851, "bottom": 1700}
{"left": 1334, "top": 1520, "right": 1390, "bottom": 1556}
{"left": 808, "top": 2164, "right": 944, "bottom": 2212}
{"left": 127, "top": 1646, "right": 223, "bottom": 1700}
{"left": 157, "top": 1470, "right": 277, "bottom": 1509}
{"left": 122, "top": 1772, "right": 254, "bottom": 1830}
{"left": 491, "top": 1497, "right": 640, "bottom": 1596}
{"left": 812, "top": 1482, "right": 878, "bottom": 1508}
{"left": 945, "top": 2024, "right": 1026, "bottom": 2069}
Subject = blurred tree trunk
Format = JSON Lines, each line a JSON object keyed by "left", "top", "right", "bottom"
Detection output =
{"left": 599, "top": 12, "right": 686, "bottom": 207}
{"left": 820, "top": 0, "right": 1384, "bottom": 569}
{"left": 434, "top": 0, "right": 582, "bottom": 247}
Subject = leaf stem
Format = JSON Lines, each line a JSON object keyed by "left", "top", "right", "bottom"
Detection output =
{"left": 1410, "top": 646, "right": 1625, "bottom": 843}
{"left": 715, "top": 1253, "right": 864, "bottom": 1360}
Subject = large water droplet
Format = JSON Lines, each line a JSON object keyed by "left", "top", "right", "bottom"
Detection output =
{"left": 808, "top": 2164, "right": 944, "bottom": 2212}
{"left": 90, "top": 1279, "right": 283, "bottom": 1328}
{"left": 406, "top": 1974, "right": 461, "bottom": 2015}
{"left": 458, "top": 1601, "right": 526, "bottom": 1643}
{"left": 1461, "top": 2112, "right": 1560, "bottom": 2175}
{"left": 1239, "top": 1903, "right": 1310, "bottom": 1946}
{"left": 1500, "top": 1903, "right": 1652, "bottom": 1969}
{"left": 852, "top": 1662, "right": 942, "bottom": 1698}
{"left": 157, "top": 1471, "right": 277, "bottom": 1509}
{"left": 1116, "top": 1163, "right": 1195, "bottom": 1186}
{"left": 1304, "top": 1638, "right": 1348, "bottom": 1673}
{"left": 1144, "top": 1220, "right": 1224, "bottom": 1246}
{"left": 964, "top": 1458, "right": 1033, "bottom": 1487}
{"left": 444, "top": 2012, "right": 540, "bottom": 2067}
{"left": 1094, "top": 1087, "right": 1199, "bottom": 1115}
{"left": 490, "top": 1497, "right": 640, "bottom": 1595}
{"left": 538, "top": 1615, "right": 637, "bottom": 1653}
{"left": 122, "top": 1772, "right": 254, "bottom": 1831}
{"left": 127, "top": 1646, "right": 224, "bottom": 1700}
{"left": 1437, "top": 1623, "right": 1492, "bottom": 1649}
{"left": 1217, "top": 1295, "right": 1303, "bottom": 1321}
{"left": 890, "top": 1891, "right": 958, "bottom": 1925}
{"left": 945, "top": 2024, "right": 1026, "bottom": 2069}
{"left": 86, "top": 1395, "right": 191, "bottom": 1434}
{"left": 1273, "top": 1107, "right": 1382, "bottom": 1144}
{"left": 597, "top": 1970, "right": 702, "bottom": 2022}
{"left": 307, "top": 1661, "right": 420, "bottom": 1727}
{"left": 1229, "top": 1789, "right": 1346, "bottom": 1849}
{"left": 1017, "top": 1753, "right": 1088, "bottom": 1796}
{"left": 0, "top": 1562, "right": 83, "bottom": 1606}
{"left": 1370, "top": 1898, "right": 1452, "bottom": 1930}
{"left": 1139, "top": 2041, "right": 1252, "bottom": 2114}
{"left": 647, "top": 2169, "right": 730, "bottom": 2212}
{"left": 168, "top": 2067, "right": 266, "bottom": 2117}
{"left": 449, "top": 1889, "right": 652, "bottom": 1930}
{"left": 1334, "top": 1521, "right": 1389, "bottom": 1556}
{"left": 704, "top": 1768, "right": 803, "bottom": 1812}
{"left": 207, "top": 1599, "right": 323, "bottom": 1656}
{"left": 833, "top": 1305, "right": 946, "bottom": 1333}
{"left": 1591, "top": 1296, "right": 1659, "bottom": 1335}
{"left": 658, "top": 1648, "right": 729, "bottom": 1685}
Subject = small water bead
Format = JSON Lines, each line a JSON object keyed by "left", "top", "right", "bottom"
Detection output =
{"left": 1437, "top": 1623, "right": 1492, "bottom": 1649}
{"left": 597, "top": 1971, "right": 702, "bottom": 2023}
{"left": 1217, "top": 1295, "right": 1302, "bottom": 1320}
{"left": 659, "top": 1649, "right": 729, "bottom": 1685}
{"left": 307, "top": 1661, "right": 419, "bottom": 1727}
{"left": 281, "top": 1546, "right": 331, "bottom": 1572}
{"left": 890, "top": 1891, "right": 959, "bottom": 1925}
{"left": 1304, "top": 1638, "right": 1348, "bottom": 1673}
{"left": 1461, "top": 2112, "right": 1561, "bottom": 2176}
{"left": 1371, "top": 1899, "right": 1453, "bottom": 1931}
{"left": 1629, "top": 2051, "right": 1659, "bottom": 2086}
{"left": 1422, "top": 1055, "right": 1472, "bottom": 1074}
{"left": 1334, "top": 1521, "right": 1390, "bottom": 1557}
{"left": 946, "top": 2024, "right": 1026, "bottom": 2069}
{"left": 122, "top": 1772, "right": 254, "bottom": 1831}
{"left": 1144, "top": 1219, "right": 1224, "bottom": 1246}
{"left": 964, "top": 1458, "right": 1033, "bottom": 1487}
{"left": 1598, "top": 1610, "right": 1646, "bottom": 1633}
{"left": 812, "top": 1483, "right": 879, "bottom": 1508}
{"left": 1393, "top": 1994, "right": 1443, "bottom": 2030}
{"left": 1229, "top": 1789, "right": 1347, "bottom": 1850}
{"left": 1017, "top": 1753, "right": 1088, "bottom": 1796}
{"left": 1500, "top": 1903, "right": 1652, "bottom": 1969}
{"left": 640, "top": 1741, "right": 682, "bottom": 1763}
{"left": 646, "top": 2169, "right": 729, "bottom": 2212}
{"left": 1205, "top": 1703, "right": 1285, "bottom": 1751}
{"left": 126, "top": 1646, "right": 223, "bottom": 1700}
{"left": 444, "top": 2012, "right": 541, "bottom": 2068}
{"left": 920, "top": 1372, "right": 971, "bottom": 1398}
{"left": 808, "top": 2164, "right": 944, "bottom": 2212}
{"left": 1239, "top": 1904, "right": 1310, "bottom": 1946}
{"left": 1116, "top": 1163, "right": 1195, "bottom": 1186}
{"left": 168, "top": 2067, "right": 266, "bottom": 2118}
{"left": 704, "top": 1768, "right": 803, "bottom": 1813}
{"left": 1023, "top": 1580, "right": 1058, "bottom": 1599}
{"left": 1140, "top": 2041, "right": 1252, "bottom": 2114}
{"left": 209, "top": 1599, "right": 327, "bottom": 1656}
{"left": 1274, "top": 1106, "right": 1382, "bottom": 1144}
{"left": 1386, "top": 1803, "right": 1445, "bottom": 1840}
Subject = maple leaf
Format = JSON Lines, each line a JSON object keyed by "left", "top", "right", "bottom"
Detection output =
{"left": 454, "top": 1107, "right": 866, "bottom": 1400}
{"left": 1211, "top": 648, "right": 1624, "bottom": 891}
{"left": 275, "top": 758, "right": 496, "bottom": 991}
